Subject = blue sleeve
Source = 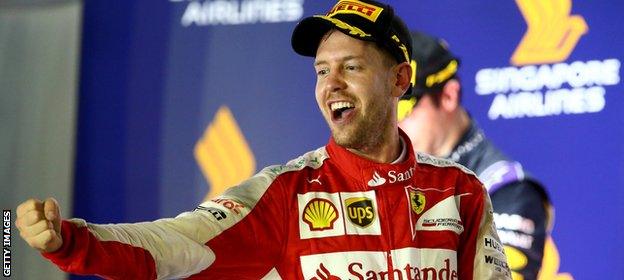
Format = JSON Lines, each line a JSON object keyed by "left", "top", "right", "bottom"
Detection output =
{"left": 490, "top": 180, "right": 548, "bottom": 280}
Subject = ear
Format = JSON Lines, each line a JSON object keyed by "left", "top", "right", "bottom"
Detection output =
{"left": 392, "top": 61, "right": 413, "bottom": 97}
{"left": 440, "top": 79, "right": 461, "bottom": 112}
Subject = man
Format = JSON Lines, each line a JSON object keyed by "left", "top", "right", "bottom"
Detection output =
{"left": 398, "top": 31, "right": 551, "bottom": 280}
{"left": 15, "top": 1, "right": 510, "bottom": 279}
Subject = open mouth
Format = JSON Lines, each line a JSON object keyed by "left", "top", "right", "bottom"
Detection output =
{"left": 330, "top": 101, "right": 355, "bottom": 122}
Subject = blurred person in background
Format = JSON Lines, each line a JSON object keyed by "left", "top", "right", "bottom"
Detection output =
{"left": 398, "top": 31, "right": 553, "bottom": 280}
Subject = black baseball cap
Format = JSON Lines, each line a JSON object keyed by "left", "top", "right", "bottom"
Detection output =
{"left": 404, "top": 31, "right": 460, "bottom": 99}
{"left": 397, "top": 31, "right": 460, "bottom": 121}
{"left": 291, "top": 0, "right": 412, "bottom": 66}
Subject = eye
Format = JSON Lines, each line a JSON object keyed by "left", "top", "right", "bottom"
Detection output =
{"left": 345, "top": 64, "right": 361, "bottom": 71}
{"left": 316, "top": 68, "right": 329, "bottom": 76}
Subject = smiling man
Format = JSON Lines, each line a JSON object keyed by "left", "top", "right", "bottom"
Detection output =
{"left": 15, "top": 1, "right": 510, "bottom": 279}
{"left": 313, "top": 29, "right": 404, "bottom": 162}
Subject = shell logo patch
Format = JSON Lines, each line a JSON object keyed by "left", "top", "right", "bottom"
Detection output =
{"left": 303, "top": 198, "right": 339, "bottom": 231}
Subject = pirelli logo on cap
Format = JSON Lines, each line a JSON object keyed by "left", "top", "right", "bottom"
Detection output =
{"left": 326, "top": 0, "right": 384, "bottom": 22}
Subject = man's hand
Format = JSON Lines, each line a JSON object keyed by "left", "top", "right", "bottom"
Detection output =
{"left": 15, "top": 198, "right": 63, "bottom": 253}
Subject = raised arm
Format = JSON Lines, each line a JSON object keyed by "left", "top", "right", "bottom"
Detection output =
{"left": 16, "top": 198, "right": 63, "bottom": 253}
{"left": 15, "top": 170, "right": 288, "bottom": 279}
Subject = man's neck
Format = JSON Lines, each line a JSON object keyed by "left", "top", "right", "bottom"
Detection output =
{"left": 347, "top": 129, "right": 401, "bottom": 163}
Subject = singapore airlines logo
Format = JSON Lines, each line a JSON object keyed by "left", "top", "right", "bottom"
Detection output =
{"left": 171, "top": 0, "right": 304, "bottom": 26}
{"left": 511, "top": 0, "right": 588, "bottom": 66}
{"left": 195, "top": 106, "right": 256, "bottom": 199}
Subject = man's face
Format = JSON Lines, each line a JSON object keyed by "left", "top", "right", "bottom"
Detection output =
{"left": 314, "top": 31, "right": 396, "bottom": 149}
{"left": 398, "top": 94, "right": 446, "bottom": 155}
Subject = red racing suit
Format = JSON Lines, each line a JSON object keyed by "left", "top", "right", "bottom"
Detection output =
{"left": 43, "top": 131, "right": 511, "bottom": 279}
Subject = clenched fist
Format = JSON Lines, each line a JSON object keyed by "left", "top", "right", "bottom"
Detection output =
{"left": 15, "top": 198, "right": 63, "bottom": 253}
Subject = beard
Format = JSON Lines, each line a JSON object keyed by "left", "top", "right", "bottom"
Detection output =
{"left": 330, "top": 98, "right": 393, "bottom": 151}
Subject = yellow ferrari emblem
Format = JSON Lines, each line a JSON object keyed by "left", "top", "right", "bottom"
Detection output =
{"left": 409, "top": 190, "right": 426, "bottom": 214}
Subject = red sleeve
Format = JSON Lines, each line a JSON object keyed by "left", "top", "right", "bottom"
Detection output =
{"left": 39, "top": 167, "right": 290, "bottom": 279}
{"left": 42, "top": 220, "right": 157, "bottom": 280}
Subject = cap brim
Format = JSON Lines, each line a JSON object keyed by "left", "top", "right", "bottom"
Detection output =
{"left": 291, "top": 16, "right": 336, "bottom": 58}
{"left": 292, "top": 15, "right": 378, "bottom": 58}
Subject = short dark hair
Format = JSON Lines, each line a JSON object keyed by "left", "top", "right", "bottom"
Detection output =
{"left": 423, "top": 76, "right": 463, "bottom": 108}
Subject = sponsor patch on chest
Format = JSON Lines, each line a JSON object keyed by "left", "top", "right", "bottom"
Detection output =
{"left": 298, "top": 191, "right": 381, "bottom": 239}
{"left": 405, "top": 186, "right": 465, "bottom": 239}
{"left": 300, "top": 248, "right": 458, "bottom": 280}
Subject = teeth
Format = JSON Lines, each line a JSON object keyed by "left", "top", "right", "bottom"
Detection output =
{"left": 330, "top": 102, "right": 354, "bottom": 111}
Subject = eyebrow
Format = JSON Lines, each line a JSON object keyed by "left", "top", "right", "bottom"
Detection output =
{"left": 314, "top": 55, "right": 365, "bottom": 67}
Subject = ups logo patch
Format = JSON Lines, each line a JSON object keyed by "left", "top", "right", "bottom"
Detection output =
{"left": 345, "top": 197, "right": 375, "bottom": 227}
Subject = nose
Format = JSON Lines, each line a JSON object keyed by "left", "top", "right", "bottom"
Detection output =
{"left": 324, "top": 69, "right": 347, "bottom": 93}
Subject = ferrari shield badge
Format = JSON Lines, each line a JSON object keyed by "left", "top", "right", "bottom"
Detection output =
{"left": 409, "top": 190, "right": 426, "bottom": 214}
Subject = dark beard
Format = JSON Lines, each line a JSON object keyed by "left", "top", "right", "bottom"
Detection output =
{"left": 331, "top": 104, "right": 391, "bottom": 152}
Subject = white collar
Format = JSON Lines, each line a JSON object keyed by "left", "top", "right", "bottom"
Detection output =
{"left": 391, "top": 136, "right": 407, "bottom": 164}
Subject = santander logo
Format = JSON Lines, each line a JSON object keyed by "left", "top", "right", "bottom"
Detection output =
{"left": 367, "top": 172, "right": 386, "bottom": 187}
{"left": 310, "top": 263, "right": 341, "bottom": 280}
{"left": 368, "top": 167, "right": 416, "bottom": 187}
{"left": 300, "top": 249, "right": 461, "bottom": 280}
{"left": 307, "top": 258, "right": 458, "bottom": 280}
{"left": 388, "top": 166, "right": 415, "bottom": 183}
